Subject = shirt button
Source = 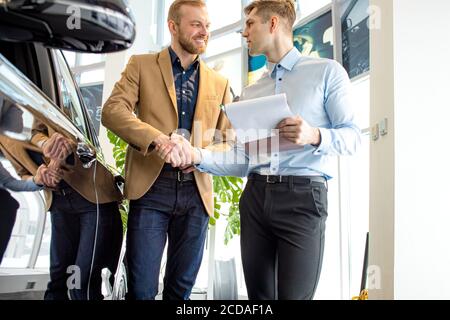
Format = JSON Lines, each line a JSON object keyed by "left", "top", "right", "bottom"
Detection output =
{"left": 182, "top": 90, "right": 186, "bottom": 94}
{"left": 182, "top": 71, "right": 186, "bottom": 75}
{"left": 278, "top": 78, "right": 282, "bottom": 81}
{"left": 182, "top": 111, "right": 186, "bottom": 115}
{"left": 273, "top": 153, "right": 278, "bottom": 157}
{"left": 277, "top": 64, "right": 281, "bottom": 68}
{"left": 271, "top": 167, "right": 277, "bottom": 172}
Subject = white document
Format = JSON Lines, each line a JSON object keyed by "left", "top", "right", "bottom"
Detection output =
{"left": 223, "top": 93, "right": 294, "bottom": 143}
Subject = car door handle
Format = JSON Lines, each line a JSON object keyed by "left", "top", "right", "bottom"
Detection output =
{"left": 76, "top": 141, "right": 96, "bottom": 169}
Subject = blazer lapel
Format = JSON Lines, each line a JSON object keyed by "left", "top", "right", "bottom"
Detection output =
{"left": 158, "top": 48, "right": 178, "bottom": 115}
{"left": 191, "top": 60, "right": 210, "bottom": 146}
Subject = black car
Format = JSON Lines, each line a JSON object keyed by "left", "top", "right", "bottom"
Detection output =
{"left": 0, "top": 0, "right": 135, "bottom": 299}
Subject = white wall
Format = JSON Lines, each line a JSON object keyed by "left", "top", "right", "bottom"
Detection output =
{"left": 370, "top": 0, "right": 450, "bottom": 299}
{"left": 393, "top": 0, "right": 450, "bottom": 299}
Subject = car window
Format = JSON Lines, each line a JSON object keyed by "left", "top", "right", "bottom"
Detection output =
{"left": 52, "top": 50, "right": 90, "bottom": 138}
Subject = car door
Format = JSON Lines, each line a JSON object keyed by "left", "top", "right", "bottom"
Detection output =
{"left": 0, "top": 0, "right": 134, "bottom": 299}
{"left": 0, "top": 43, "right": 120, "bottom": 298}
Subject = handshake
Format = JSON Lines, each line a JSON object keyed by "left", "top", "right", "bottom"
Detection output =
{"left": 154, "top": 133, "right": 201, "bottom": 173}
{"left": 34, "top": 132, "right": 75, "bottom": 188}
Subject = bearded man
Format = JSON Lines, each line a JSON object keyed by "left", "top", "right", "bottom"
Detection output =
{"left": 102, "top": 0, "right": 233, "bottom": 300}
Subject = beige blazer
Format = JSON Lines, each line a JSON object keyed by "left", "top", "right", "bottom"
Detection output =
{"left": 101, "top": 48, "right": 233, "bottom": 216}
{"left": 0, "top": 137, "right": 52, "bottom": 211}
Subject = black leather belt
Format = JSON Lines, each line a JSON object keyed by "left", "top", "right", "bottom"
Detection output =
{"left": 248, "top": 173, "right": 326, "bottom": 185}
{"left": 159, "top": 170, "right": 194, "bottom": 182}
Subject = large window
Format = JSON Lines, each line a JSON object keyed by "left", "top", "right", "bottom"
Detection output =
{"left": 298, "top": 0, "right": 332, "bottom": 18}
{"left": 340, "top": 78, "right": 370, "bottom": 297}
{"left": 205, "top": 32, "right": 241, "bottom": 59}
{"left": 206, "top": 51, "right": 243, "bottom": 97}
{"left": 206, "top": 0, "right": 242, "bottom": 31}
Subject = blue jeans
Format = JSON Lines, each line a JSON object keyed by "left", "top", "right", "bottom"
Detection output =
{"left": 44, "top": 187, "right": 123, "bottom": 300}
{"left": 126, "top": 176, "right": 209, "bottom": 300}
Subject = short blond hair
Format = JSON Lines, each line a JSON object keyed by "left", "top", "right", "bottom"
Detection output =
{"left": 167, "top": 0, "right": 206, "bottom": 24}
{"left": 244, "top": 0, "right": 296, "bottom": 32}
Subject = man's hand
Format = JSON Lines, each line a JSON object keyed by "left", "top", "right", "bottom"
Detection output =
{"left": 276, "top": 116, "right": 321, "bottom": 146}
{"left": 155, "top": 133, "right": 201, "bottom": 169}
{"left": 34, "top": 164, "right": 63, "bottom": 188}
{"left": 154, "top": 133, "right": 178, "bottom": 164}
{"left": 48, "top": 159, "right": 63, "bottom": 171}
{"left": 170, "top": 134, "right": 192, "bottom": 167}
{"left": 42, "top": 133, "right": 73, "bottom": 161}
{"left": 153, "top": 134, "right": 172, "bottom": 147}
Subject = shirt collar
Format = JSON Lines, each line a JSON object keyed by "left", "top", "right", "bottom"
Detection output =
{"left": 168, "top": 46, "right": 200, "bottom": 69}
{"left": 269, "top": 47, "right": 302, "bottom": 78}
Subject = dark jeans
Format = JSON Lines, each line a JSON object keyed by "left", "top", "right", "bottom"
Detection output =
{"left": 240, "top": 178, "right": 328, "bottom": 300}
{"left": 44, "top": 187, "right": 123, "bottom": 300}
{"left": 0, "top": 189, "right": 19, "bottom": 264}
{"left": 126, "top": 176, "right": 209, "bottom": 300}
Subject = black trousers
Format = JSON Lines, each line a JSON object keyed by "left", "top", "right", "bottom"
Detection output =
{"left": 239, "top": 177, "right": 328, "bottom": 300}
{"left": 0, "top": 189, "right": 19, "bottom": 264}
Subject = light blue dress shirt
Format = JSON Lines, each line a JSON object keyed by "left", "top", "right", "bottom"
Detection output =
{"left": 196, "top": 47, "right": 361, "bottom": 180}
{"left": 0, "top": 161, "right": 43, "bottom": 192}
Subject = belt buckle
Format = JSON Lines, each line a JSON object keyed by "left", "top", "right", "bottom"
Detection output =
{"left": 266, "top": 175, "right": 282, "bottom": 184}
{"left": 177, "top": 171, "right": 183, "bottom": 182}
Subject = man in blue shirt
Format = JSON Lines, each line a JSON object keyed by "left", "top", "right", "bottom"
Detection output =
{"left": 158, "top": 0, "right": 360, "bottom": 299}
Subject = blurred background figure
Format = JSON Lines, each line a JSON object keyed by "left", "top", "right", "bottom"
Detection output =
{"left": 0, "top": 154, "right": 61, "bottom": 264}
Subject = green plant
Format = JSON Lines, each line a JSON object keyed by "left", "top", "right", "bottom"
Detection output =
{"left": 212, "top": 176, "right": 243, "bottom": 245}
{"left": 107, "top": 130, "right": 129, "bottom": 232}
{"left": 107, "top": 130, "right": 243, "bottom": 244}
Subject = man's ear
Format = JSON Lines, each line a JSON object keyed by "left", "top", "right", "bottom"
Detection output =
{"left": 168, "top": 20, "right": 177, "bottom": 36}
{"left": 270, "top": 16, "right": 279, "bottom": 33}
